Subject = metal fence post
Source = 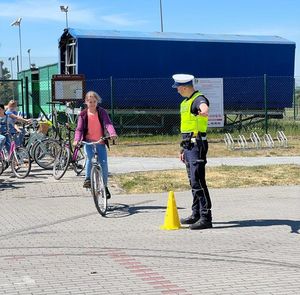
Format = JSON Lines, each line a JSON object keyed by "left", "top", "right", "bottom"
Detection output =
{"left": 21, "top": 78, "right": 25, "bottom": 117}
{"left": 110, "top": 76, "right": 115, "bottom": 122}
{"left": 293, "top": 77, "right": 296, "bottom": 121}
{"left": 25, "top": 76, "right": 29, "bottom": 118}
{"left": 264, "top": 74, "right": 268, "bottom": 134}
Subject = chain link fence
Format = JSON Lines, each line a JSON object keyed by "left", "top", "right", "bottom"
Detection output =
{"left": 0, "top": 75, "right": 299, "bottom": 135}
{"left": 86, "top": 75, "right": 298, "bottom": 134}
{"left": 292, "top": 77, "right": 300, "bottom": 120}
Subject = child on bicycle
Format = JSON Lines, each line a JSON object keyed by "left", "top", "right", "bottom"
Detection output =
{"left": 5, "top": 100, "right": 31, "bottom": 147}
{"left": 73, "top": 91, "right": 117, "bottom": 198}
{"left": 0, "top": 104, "right": 15, "bottom": 151}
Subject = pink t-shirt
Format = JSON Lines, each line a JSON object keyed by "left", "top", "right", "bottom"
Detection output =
{"left": 86, "top": 111, "right": 103, "bottom": 142}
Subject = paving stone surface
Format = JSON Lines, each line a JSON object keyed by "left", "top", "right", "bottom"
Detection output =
{"left": 0, "top": 159, "right": 299, "bottom": 294}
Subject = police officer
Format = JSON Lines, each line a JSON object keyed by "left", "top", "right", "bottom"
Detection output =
{"left": 172, "top": 74, "right": 212, "bottom": 230}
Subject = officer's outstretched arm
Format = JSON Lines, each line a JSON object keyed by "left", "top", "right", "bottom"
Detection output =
{"left": 198, "top": 103, "right": 209, "bottom": 117}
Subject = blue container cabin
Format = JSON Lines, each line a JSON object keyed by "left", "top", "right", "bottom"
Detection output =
{"left": 58, "top": 29, "right": 295, "bottom": 126}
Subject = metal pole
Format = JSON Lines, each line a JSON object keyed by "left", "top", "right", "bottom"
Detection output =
{"left": 16, "top": 55, "right": 20, "bottom": 73}
{"left": 264, "top": 74, "right": 268, "bottom": 134}
{"left": 18, "top": 24, "right": 22, "bottom": 71}
{"left": 65, "top": 11, "right": 68, "bottom": 28}
{"left": 293, "top": 77, "right": 296, "bottom": 121}
{"left": 28, "top": 49, "right": 31, "bottom": 68}
{"left": 11, "top": 18, "right": 23, "bottom": 72}
{"left": 9, "top": 58, "right": 14, "bottom": 79}
{"left": 25, "top": 76, "right": 29, "bottom": 118}
{"left": 160, "top": 0, "right": 164, "bottom": 32}
{"left": 21, "top": 78, "right": 25, "bottom": 116}
{"left": 11, "top": 58, "right": 14, "bottom": 79}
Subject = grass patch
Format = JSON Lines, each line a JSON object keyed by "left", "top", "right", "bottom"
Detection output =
{"left": 109, "top": 138, "right": 300, "bottom": 158}
{"left": 111, "top": 165, "right": 300, "bottom": 194}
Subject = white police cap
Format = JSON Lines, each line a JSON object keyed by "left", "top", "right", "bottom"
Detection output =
{"left": 172, "top": 74, "right": 194, "bottom": 88}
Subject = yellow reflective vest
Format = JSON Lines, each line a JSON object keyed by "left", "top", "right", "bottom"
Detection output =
{"left": 180, "top": 91, "right": 208, "bottom": 134}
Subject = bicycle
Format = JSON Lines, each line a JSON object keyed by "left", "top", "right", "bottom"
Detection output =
{"left": 33, "top": 101, "right": 71, "bottom": 169}
{"left": 81, "top": 137, "right": 109, "bottom": 216}
{"left": 53, "top": 123, "right": 86, "bottom": 180}
{"left": 23, "top": 119, "right": 48, "bottom": 160}
{"left": 0, "top": 133, "right": 31, "bottom": 178}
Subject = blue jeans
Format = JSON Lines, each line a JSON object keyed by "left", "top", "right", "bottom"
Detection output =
{"left": 8, "top": 130, "right": 25, "bottom": 147}
{"left": 15, "top": 129, "right": 25, "bottom": 147}
{"left": 84, "top": 143, "right": 108, "bottom": 185}
{"left": 0, "top": 134, "right": 10, "bottom": 152}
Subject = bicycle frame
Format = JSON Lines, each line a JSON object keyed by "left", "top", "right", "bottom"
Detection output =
{"left": 0, "top": 135, "right": 16, "bottom": 164}
{"left": 82, "top": 137, "right": 108, "bottom": 216}
{"left": 90, "top": 144, "right": 99, "bottom": 164}
{"left": 8, "top": 139, "right": 16, "bottom": 160}
{"left": 0, "top": 133, "right": 31, "bottom": 178}
{"left": 52, "top": 124, "right": 86, "bottom": 179}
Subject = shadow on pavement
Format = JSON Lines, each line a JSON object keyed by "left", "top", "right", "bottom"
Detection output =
{"left": 214, "top": 219, "right": 300, "bottom": 234}
{"left": 105, "top": 203, "right": 172, "bottom": 218}
{"left": 0, "top": 180, "right": 25, "bottom": 190}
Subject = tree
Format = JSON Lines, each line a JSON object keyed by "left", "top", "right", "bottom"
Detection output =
{"left": 0, "top": 66, "right": 14, "bottom": 104}
{"left": 3, "top": 67, "right": 11, "bottom": 80}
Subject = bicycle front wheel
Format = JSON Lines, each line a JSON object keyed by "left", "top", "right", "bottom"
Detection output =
{"left": 53, "top": 146, "right": 70, "bottom": 180}
{"left": 91, "top": 165, "right": 107, "bottom": 216}
{"left": 11, "top": 147, "right": 31, "bottom": 178}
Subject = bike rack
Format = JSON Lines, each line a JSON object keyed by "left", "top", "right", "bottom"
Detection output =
{"left": 224, "top": 133, "right": 235, "bottom": 150}
{"left": 237, "top": 134, "right": 248, "bottom": 149}
{"left": 277, "top": 130, "right": 288, "bottom": 147}
{"left": 225, "top": 131, "right": 288, "bottom": 151}
{"left": 250, "top": 132, "right": 261, "bottom": 149}
{"left": 263, "top": 133, "right": 275, "bottom": 148}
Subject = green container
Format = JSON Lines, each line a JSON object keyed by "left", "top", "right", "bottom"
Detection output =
{"left": 39, "top": 63, "right": 59, "bottom": 115}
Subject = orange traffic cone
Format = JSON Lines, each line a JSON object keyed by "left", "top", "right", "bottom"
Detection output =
{"left": 160, "top": 191, "right": 181, "bottom": 230}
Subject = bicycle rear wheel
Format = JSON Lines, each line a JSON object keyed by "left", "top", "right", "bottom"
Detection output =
{"left": 33, "top": 138, "right": 61, "bottom": 169}
{"left": 11, "top": 147, "right": 31, "bottom": 178}
{"left": 91, "top": 165, "right": 107, "bottom": 216}
{"left": 53, "top": 146, "right": 70, "bottom": 180}
{"left": 72, "top": 146, "right": 86, "bottom": 175}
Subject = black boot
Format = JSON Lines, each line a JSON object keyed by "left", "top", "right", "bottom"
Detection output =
{"left": 180, "top": 215, "right": 200, "bottom": 225}
{"left": 189, "top": 220, "right": 212, "bottom": 230}
{"left": 83, "top": 179, "right": 91, "bottom": 188}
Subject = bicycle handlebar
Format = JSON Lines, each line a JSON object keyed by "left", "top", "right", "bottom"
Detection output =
{"left": 46, "top": 101, "right": 65, "bottom": 105}
{"left": 81, "top": 137, "right": 110, "bottom": 145}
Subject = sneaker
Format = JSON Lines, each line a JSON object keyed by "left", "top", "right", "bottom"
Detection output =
{"left": 83, "top": 179, "right": 91, "bottom": 188}
{"left": 105, "top": 186, "right": 111, "bottom": 199}
{"left": 180, "top": 215, "right": 200, "bottom": 225}
{"left": 189, "top": 220, "right": 213, "bottom": 230}
{"left": 76, "top": 163, "right": 83, "bottom": 170}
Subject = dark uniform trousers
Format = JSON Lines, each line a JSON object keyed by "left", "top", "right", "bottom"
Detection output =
{"left": 184, "top": 138, "right": 212, "bottom": 222}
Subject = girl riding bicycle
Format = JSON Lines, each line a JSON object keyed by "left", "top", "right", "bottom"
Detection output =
{"left": 73, "top": 91, "right": 117, "bottom": 197}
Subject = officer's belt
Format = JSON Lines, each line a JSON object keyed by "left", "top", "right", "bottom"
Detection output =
{"left": 191, "top": 137, "right": 207, "bottom": 143}
{"left": 182, "top": 133, "right": 207, "bottom": 141}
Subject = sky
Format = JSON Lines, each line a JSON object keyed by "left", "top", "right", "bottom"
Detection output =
{"left": 0, "top": 0, "right": 299, "bottom": 77}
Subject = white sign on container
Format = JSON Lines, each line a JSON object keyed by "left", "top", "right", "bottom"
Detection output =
{"left": 194, "top": 78, "right": 224, "bottom": 127}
